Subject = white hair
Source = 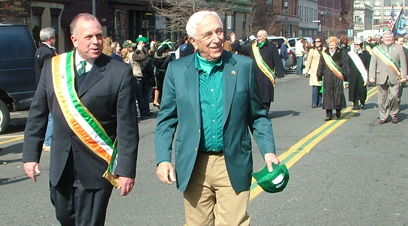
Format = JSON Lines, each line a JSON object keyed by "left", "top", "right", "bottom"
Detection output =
{"left": 186, "top": 11, "right": 223, "bottom": 39}
{"left": 39, "top": 27, "right": 55, "bottom": 42}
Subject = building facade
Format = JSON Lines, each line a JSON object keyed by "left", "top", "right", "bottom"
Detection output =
{"left": 299, "top": 0, "right": 319, "bottom": 38}
{"left": 362, "top": 0, "right": 408, "bottom": 30}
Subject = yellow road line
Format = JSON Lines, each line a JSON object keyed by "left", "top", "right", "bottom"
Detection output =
{"left": 0, "top": 136, "right": 24, "bottom": 145}
{"left": 250, "top": 87, "right": 378, "bottom": 200}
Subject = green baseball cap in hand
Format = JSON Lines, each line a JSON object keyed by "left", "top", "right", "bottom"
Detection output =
{"left": 252, "top": 163, "right": 289, "bottom": 193}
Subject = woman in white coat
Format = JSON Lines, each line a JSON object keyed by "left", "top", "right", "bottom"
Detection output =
{"left": 305, "top": 37, "right": 325, "bottom": 108}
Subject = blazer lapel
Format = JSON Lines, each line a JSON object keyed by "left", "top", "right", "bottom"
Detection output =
{"left": 78, "top": 58, "right": 105, "bottom": 97}
{"left": 184, "top": 56, "right": 201, "bottom": 127}
{"left": 222, "top": 52, "right": 238, "bottom": 126}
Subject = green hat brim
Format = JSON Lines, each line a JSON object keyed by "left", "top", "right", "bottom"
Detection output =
{"left": 252, "top": 163, "right": 289, "bottom": 193}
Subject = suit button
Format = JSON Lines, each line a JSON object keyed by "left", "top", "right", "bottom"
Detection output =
{"left": 195, "top": 148, "right": 198, "bottom": 151}
{"left": 198, "top": 129, "right": 201, "bottom": 133}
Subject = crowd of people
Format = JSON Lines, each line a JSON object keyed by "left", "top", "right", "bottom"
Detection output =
{"left": 23, "top": 10, "right": 407, "bottom": 226}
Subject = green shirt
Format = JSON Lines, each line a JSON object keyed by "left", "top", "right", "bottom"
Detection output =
{"left": 195, "top": 51, "right": 224, "bottom": 152}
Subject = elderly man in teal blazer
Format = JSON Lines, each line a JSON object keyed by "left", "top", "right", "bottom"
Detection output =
{"left": 155, "top": 11, "right": 279, "bottom": 225}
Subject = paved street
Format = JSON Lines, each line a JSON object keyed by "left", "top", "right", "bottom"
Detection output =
{"left": 1, "top": 70, "right": 407, "bottom": 226}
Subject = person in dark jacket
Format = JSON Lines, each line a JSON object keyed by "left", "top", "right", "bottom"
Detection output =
{"left": 153, "top": 43, "right": 173, "bottom": 107}
{"left": 142, "top": 48, "right": 156, "bottom": 115}
{"left": 317, "top": 36, "right": 350, "bottom": 121}
{"left": 34, "top": 27, "right": 57, "bottom": 86}
{"left": 34, "top": 27, "right": 57, "bottom": 152}
{"left": 347, "top": 39, "right": 371, "bottom": 110}
{"left": 280, "top": 40, "right": 289, "bottom": 74}
{"left": 230, "top": 30, "right": 284, "bottom": 114}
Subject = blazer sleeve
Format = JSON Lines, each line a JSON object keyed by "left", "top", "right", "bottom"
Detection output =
{"left": 115, "top": 67, "right": 139, "bottom": 178}
{"left": 247, "top": 61, "right": 276, "bottom": 156}
{"left": 155, "top": 61, "right": 179, "bottom": 164}
{"left": 369, "top": 51, "right": 378, "bottom": 79}
{"left": 22, "top": 61, "right": 51, "bottom": 162}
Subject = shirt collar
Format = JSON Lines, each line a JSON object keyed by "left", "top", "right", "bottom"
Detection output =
{"left": 42, "top": 42, "right": 55, "bottom": 50}
{"left": 195, "top": 51, "right": 223, "bottom": 74}
{"left": 75, "top": 50, "right": 95, "bottom": 74}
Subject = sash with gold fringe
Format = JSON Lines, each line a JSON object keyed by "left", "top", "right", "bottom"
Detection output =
{"left": 51, "top": 51, "right": 119, "bottom": 188}
{"left": 252, "top": 43, "right": 276, "bottom": 87}
{"left": 372, "top": 45, "right": 401, "bottom": 81}
{"left": 322, "top": 52, "right": 344, "bottom": 81}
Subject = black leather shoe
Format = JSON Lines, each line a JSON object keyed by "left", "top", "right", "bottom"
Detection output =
{"left": 324, "top": 117, "right": 331, "bottom": 121}
{"left": 336, "top": 111, "right": 341, "bottom": 119}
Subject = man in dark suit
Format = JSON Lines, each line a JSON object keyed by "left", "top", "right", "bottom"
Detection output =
{"left": 23, "top": 13, "right": 139, "bottom": 225}
{"left": 34, "top": 27, "right": 57, "bottom": 86}
{"left": 155, "top": 11, "right": 279, "bottom": 225}
{"left": 230, "top": 30, "right": 284, "bottom": 114}
{"left": 34, "top": 27, "right": 58, "bottom": 152}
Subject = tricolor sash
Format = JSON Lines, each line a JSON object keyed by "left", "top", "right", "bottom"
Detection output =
{"left": 365, "top": 45, "right": 373, "bottom": 55}
{"left": 252, "top": 43, "right": 275, "bottom": 87}
{"left": 51, "top": 51, "right": 119, "bottom": 188}
{"left": 372, "top": 45, "right": 401, "bottom": 80}
{"left": 348, "top": 50, "right": 368, "bottom": 86}
{"left": 322, "top": 52, "right": 344, "bottom": 81}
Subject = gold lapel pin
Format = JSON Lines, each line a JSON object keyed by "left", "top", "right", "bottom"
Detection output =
{"left": 231, "top": 70, "right": 236, "bottom": 75}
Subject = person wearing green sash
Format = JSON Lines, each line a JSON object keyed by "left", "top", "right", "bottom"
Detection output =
{"left": 230, "top": 30, "right": 284, "bottom": 114}
{"left": 317, "top": 36, "right": 350, "bottom": 121}
{"left": 369, "top": 31, "right": 407, "bottom": 124}
{"left": 22, "top": 13, "right": 139, "bottom": 225}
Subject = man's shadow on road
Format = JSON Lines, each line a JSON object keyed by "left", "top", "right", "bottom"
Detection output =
{"left": 268, "top": 110, "right": 300, "bottom": 119}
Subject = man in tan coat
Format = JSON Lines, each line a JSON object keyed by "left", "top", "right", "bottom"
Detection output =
{"left": 369, "top": 31, "right": 408, "bottom": 124}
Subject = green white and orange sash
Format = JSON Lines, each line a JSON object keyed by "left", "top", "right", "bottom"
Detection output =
{"left": 252, "top": 43, "right": 275, "bottom": 87}
{"left": 51, "top": 51, "right": 119, "bottom": 188}
{"left": 348, "top": 50, "right": 368, "bottom": 86}
{"left": 372, "top": 45, "right": 401, "bottom": 80}
{"left": 365, "top": 45, "right": 373, "bottom": 55}
{"left": 322, "top": 51, "right": 344, "bottom": 81}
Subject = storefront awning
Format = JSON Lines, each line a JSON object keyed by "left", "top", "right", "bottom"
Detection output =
{"left": 61, "top": 3, "right": 113, "bottom": 27}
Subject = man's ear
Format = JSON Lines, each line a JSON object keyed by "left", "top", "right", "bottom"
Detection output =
{"left": 189, "top": 37, "right": 198, "bottom": 49}
{"left": 71, "top": 35, "right": 78, "bottom": 47}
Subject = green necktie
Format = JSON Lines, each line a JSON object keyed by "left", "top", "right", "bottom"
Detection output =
{"left": 78, "top": 60, "right": 86, "bottom": 76}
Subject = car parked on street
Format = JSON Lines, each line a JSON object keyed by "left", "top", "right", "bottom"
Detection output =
{"left": 0, "top": 24, "right": 37, "bottom": 133}
{"left": 267, "top": 36, "right": 296, "bottom": 70}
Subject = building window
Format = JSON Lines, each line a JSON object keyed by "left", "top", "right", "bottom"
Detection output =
{"left": 374, "top": 9, "right": 381, "bottom": 16}
{"left": 364, "top": 0, "right": 371, "bottom": 5}
{"left": 374, "top": 0, "right": 381, "bottom": 6}
{"left": 373, "top": 19, "right": 381, "bottom": 25}
{"left": 384, "top": 0, "right": 391, "bottom": 6}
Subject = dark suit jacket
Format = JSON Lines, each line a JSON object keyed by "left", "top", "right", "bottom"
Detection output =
{"left": 23, "top": 52, "right": 139, "bottom": 189}
{"left": 155, "top": 51, "right": 276, "bottom": 192}
{"left": 233, "top": 40, "right": 284, "bottom": 103}
{"left": 35, "top": 43, "right": 56, "bottom": 86}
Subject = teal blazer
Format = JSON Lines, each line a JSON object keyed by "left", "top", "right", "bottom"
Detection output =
{"left": 155, "top": 51, "right": 276, "bottom": 192}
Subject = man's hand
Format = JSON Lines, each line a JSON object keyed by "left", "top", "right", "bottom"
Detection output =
{"left": 137, "top": 41, "right": 144, "bottom": 51}
{"left": 230, "top": 32, "right": 236, "bottom": 43}
{"left": 117, "top": 176, "right": 135, "bottom": 197}
{"left": 24, "top": 162, "right": 40, "bottom": 182}
{"left": 264, "top": 153, "right": 280, "bottom": 172}
{"left": 156, "top": 162, "right": 176, "bottom": 185}
{"left": 369, "top": 78, "right": 376, "bottom": 83}
{"left": 400, "top": 78, "right": 407, "bottom": 83}
{"left": 318, "top": 80, "right": 323, "bottom": 85}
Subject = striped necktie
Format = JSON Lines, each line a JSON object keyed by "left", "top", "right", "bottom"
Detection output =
{"left": 78, "top": 60, "right": 86, "bottom": 76}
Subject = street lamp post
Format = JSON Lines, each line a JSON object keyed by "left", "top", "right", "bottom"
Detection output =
{"left": 284, "top": 0, "right": 288, "bottom": 37}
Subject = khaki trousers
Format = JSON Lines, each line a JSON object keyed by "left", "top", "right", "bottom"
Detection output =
{"left": 377, "top": 78, "right": 400, "bottom": 120}
{"left": 183, "top": 152, "right": 250, "bottom": 226}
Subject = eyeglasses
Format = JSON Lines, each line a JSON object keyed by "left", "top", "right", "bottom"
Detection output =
{"left": 315, "top": 40, "right": 321, "bottom": 43}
